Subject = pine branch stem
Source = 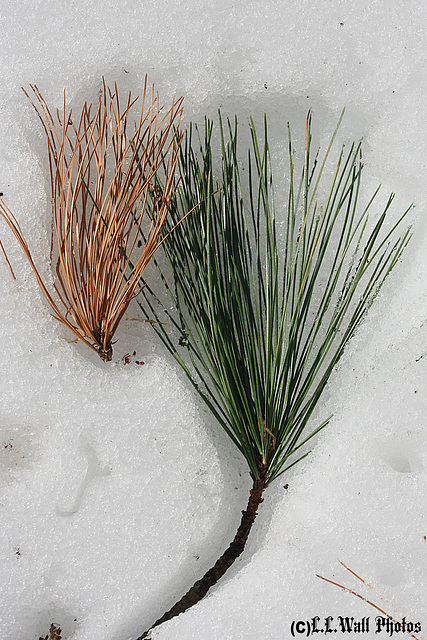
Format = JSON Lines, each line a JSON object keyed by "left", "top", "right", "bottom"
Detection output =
{"left": 136, "top": 470, "right": 268, "bottom": 639}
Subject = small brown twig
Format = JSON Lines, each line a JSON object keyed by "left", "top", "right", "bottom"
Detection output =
{"left": 38, "top": 622, "right": 62, "bottom": 640}
{"left": 136, "top": 458, "right": 270, "bottom": 639}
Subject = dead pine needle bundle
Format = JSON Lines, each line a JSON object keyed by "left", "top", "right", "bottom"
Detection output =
{"left": 0, "top": 78, "right": 183, "bottom": 361}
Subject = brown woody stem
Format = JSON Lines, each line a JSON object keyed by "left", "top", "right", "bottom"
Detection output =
{"left": 136, "top": 467, "right": 269, "bottom": 639}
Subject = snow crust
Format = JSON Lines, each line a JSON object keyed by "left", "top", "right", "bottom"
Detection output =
{"left": 1, "top": 1, "right": 427, "bottom": 639}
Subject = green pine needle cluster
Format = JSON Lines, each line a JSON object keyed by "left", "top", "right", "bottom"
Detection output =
{"left": 139, "top": 109, "right": 411, "bottom": 485}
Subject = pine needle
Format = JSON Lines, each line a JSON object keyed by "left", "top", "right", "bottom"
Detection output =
{"left": 317, "top": 563, "right": 421, "bottom": 640}
{"left": 133, "top": 110, "right": 412, "bottom": 636}
{"left": 138, "top": 109, "right": 412, "bottom": 482}
{"left": 0, "top": 78, "right": 183, "bottom": 360}
{"left": 0, "top": 238, "right": 15, "bottom": 279}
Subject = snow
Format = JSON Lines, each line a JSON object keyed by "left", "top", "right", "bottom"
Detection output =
{"left": 1, "top": 1, "right": 427, "bottom": 639}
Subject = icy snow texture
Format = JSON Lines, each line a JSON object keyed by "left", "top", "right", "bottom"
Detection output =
{"left": 1, "top": 1, "right": 427, "bottom": 639}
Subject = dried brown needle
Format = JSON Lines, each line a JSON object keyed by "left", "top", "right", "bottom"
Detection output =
{"left": 0, "top": 78, "right": 183, "bottom": 360}
{"left": 317, "top": 561, "right": 421, "bottom": 640}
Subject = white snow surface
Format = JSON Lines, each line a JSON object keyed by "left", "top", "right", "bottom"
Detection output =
{"left": 1, "top": 1, "right": 427, "bottom": 639}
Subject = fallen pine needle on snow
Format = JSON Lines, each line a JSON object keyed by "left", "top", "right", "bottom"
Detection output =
{"left": 316, "top": 562, "right": 421, "bottom": 640}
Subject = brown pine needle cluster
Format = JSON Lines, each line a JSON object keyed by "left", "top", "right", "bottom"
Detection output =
{"left": 0, "top": 78, "right": 183, "bottom": 361}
